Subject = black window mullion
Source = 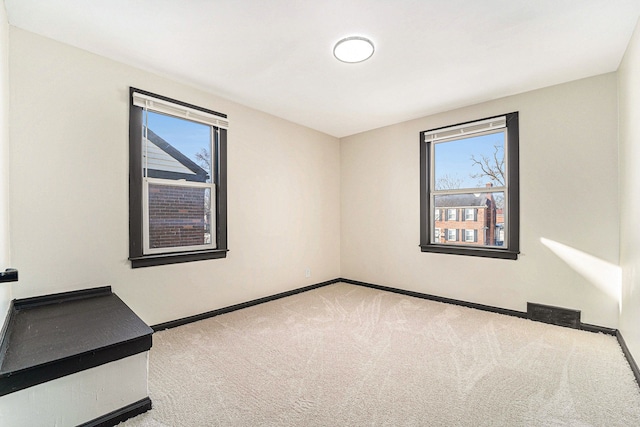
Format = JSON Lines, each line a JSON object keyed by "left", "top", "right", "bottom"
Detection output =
{"left": 129, "top": 100, "right": 144, "bottom": 260}
{"left": 216, "top": 128, "right": 228, "bottom": 252}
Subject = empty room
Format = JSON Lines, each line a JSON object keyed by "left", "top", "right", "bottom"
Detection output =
{"left": 1, "top": 0, "right": 640, "bottom": 426}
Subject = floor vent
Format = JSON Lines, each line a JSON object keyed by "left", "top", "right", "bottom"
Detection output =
{"left": 527, "top": 302, "right": 581, "bottom": 329}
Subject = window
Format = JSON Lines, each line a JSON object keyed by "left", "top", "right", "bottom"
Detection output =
{"left": 465, "top": 229, "right": 477, "bottom": 243}
{"left": 464, "top": 208, "right": 476, "bottom": 221}
{"left": 129, "top": 88, "right": 228, "bottom": 267}
{"left": 434, "top": 228, "right": 441, "bottom": 241}
{"left": 447, "top": 229, "right": 458, "bottom": 241}
{"left": 434, "top": 209, "right": 441, "bottom": 221}
{"left": 420, "top": 112, "right": 519, "bottom": 259}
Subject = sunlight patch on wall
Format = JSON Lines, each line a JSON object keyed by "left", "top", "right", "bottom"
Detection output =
{"left": 540, "top": 237, "right": 621, "bottom": 311}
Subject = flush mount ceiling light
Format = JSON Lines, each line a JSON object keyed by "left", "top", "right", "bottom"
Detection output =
{"left": 333, "top": 36, "right": 375, "bottom": 63}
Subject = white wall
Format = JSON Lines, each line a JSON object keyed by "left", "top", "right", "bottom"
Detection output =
{"left": 0, "top": 3, "right": 11, "bottom": 325}
{"left": 8, "top": 28, "right": 341, "bottom": 326}
{"left": 0, "top": 353, "right": 148, "bottom": 427}
{"left": 619, "top": 18, "right": 640, "bottom": 362}
{"left": 341, "top": 73, "right": 620, "bottom": 327}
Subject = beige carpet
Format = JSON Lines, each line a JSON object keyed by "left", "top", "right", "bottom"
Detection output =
{"left": 120, "top": 282, "right": 640, "bottom": 426}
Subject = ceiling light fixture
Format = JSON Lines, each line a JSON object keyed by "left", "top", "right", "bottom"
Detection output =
{"left": 333, "top": 36, "right": 375, "bottom": 63}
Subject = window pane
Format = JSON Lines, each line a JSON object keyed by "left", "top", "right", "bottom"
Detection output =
{"left": 465, "top": 229, "right": 475, "bottom": 242}
{"left": 465, "top": 208, "right": 475, "bottom": 220}
{"left": 144, "top": 111, "right": 212, "bottom": 183}
{"left": 433, "top": 131, "right": 505, "bottom": 190}
{"left": 433, "top": 192, "right": 504, "bottom": 247}
{"left": 148, "top": 184, "right": 212, "bottom": 249}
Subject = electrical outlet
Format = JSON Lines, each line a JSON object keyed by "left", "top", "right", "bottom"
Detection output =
{"left": 305, "top": 268, "right": 311, "bottom": 278}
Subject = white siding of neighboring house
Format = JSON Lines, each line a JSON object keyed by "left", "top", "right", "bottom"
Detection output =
{"left": 143, "top": 139, "right": 196, "bottom": 176}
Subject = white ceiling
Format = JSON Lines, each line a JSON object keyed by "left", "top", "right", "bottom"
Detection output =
{"left": 5, "top": 0, "right": 640, "bottom": 138}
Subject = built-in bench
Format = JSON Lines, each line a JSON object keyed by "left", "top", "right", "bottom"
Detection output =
{"left": 0, "top": 287, "right": 153, "bottom": 426}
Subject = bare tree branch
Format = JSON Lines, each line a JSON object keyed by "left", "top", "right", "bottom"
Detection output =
{"left": 470, "top": 144, "right": 504, "bottom": 186}
{"left": 194, "top": 148, "right": 210, "bottom": 173}
{"left": 435, "top": 173, "right": 463, "bottom": 190}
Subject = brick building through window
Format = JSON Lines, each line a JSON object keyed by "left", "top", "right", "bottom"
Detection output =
{"left": 433, "top": 184, "right": 500, "bottom": 247}
{"left": 144, "top": 129, "right": 210, "bottom": 250}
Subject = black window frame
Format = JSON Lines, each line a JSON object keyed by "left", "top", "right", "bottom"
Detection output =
{"left": 128, "top": 88, "right": 228, "bottom": 268}
{"left": 420, "top": 112, "right": 519, "bottom": 260}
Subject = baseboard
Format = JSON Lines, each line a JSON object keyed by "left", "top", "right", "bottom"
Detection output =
{"left": 616, "top": 331, "right": 640, "bottom": 387}
{"left": 339, "top": 278, "right": 619, "bottom": 336}
{"left": 339, "top": 278, "right": 528, "bottom": 319}
{"left": 153, "top": 277, "right": 621, "bottom": 337}
{"left": 78, "top": 397, "right": 152, "bottom": 427}
{"left": 149, "top": 277, "right": 639, "bottom": 393}
{"left": 148, "top": 277, "right": 630, "bottom": 376}
{"left": 580, "top": 322, "right": 617, "bottom": 336}
{"left": 152, "top": 278, "right": 341, "bottom": 331}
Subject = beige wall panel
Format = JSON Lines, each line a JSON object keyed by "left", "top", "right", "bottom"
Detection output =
{"left": 8, "top": 28, "right": 341, "bottom": 326}
{"left": 341, "top": 73, "right": 619, "bottom": 327}
{"left": 619, "top": 18, "right": 640, "bottom": 365}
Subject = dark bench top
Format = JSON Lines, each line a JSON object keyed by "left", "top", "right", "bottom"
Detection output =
{"left": 0, "top": 286, "right": 153, "bottom": 396}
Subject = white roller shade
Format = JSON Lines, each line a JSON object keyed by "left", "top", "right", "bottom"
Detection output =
{"left": 424, "top": 116, "right": 505, "bottom": 143}
{"left": 132, "top": 92, "right": 229, "bottom": 129}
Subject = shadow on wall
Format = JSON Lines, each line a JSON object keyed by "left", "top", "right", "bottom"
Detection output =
{"left": 540, "top": 237, "right": 621, "bottom": 312}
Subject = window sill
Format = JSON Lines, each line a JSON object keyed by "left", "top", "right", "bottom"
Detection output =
{"left": 129, "top": 248, "right": 228, "bottom": 268}
{"left": 420, "top": 244, "right": 518, "bottom": 260}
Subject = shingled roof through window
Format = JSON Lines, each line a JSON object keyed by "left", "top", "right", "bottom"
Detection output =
{"left": 434, "top": 194, "right": 491, "bottom": 208}
{"left": 144, "top": 129, "right": 209, "bottom": 183}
